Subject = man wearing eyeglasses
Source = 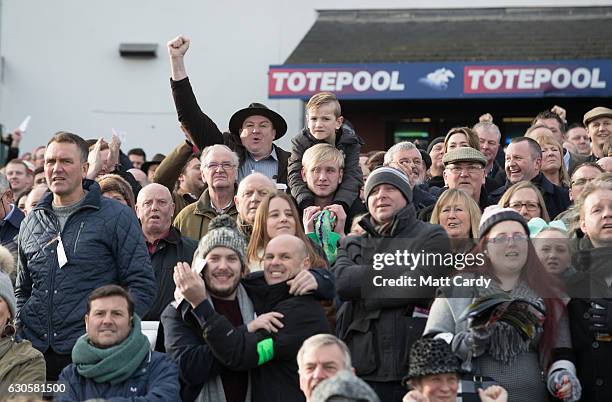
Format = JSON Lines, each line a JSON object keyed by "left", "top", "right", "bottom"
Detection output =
{"left": 384, "top": 142, "right": 437, "bottom": 212}
{"left": 174, "top": 144, "right": 239, "bottom": 241}
{"left": 418, "top": 147, "right": 489, "bottom": 222}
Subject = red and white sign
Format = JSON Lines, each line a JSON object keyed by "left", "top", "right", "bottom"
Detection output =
{"left": 269, "top": 69, "right": 405, "bottom": 96}
{"left": 464, "top": 65, "right": 607, "bottom": 93}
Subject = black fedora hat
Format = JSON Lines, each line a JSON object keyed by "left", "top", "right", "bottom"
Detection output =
{"left": 141, "top": 153, "right": 165, "bottom": 174}
{"left": 228, "top": 103, "right": 287, "bottom": 140}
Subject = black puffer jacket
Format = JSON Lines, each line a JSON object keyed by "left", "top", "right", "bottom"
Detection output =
{"left": 288, "top": 123, "right": 363, "bottom": 212}
{"left": 15, "top": 180, "right": 156, "bottom": 354}
{"left": 332, "top": 204, "right": 451, "bottom": 382}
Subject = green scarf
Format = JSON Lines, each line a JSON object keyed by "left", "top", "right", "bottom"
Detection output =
{"left": 72, "top": 314, "right": 150, "bottom": 384}
{"left": 309, "top": 210, "right": 341, "bottom": 264}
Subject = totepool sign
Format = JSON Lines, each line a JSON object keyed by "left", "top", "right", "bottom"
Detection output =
{"left": 268, "top": 60, "right": 612, "bottom": 99}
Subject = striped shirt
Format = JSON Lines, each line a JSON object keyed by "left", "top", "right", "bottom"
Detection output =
{"left": 238, "top": 147, "right": 279, "bottom": 182}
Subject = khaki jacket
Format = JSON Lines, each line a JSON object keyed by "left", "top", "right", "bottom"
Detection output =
{"left": 0, "top": 339, "right": 46, "bottom": 400}
{"left": 173, "top": 189, "right": 238, "bottom": 241}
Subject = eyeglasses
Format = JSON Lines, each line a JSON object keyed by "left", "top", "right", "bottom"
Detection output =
{"left": 570, "top": 177, "right": 595, "bottom": 187}
{"left": 487, "top": 233, "right": 528, "bottom": 244}
{"left": 508, "top": 201, "right": 540, "bottom": 211}
{"left": 446, "top": 165, "right": 483, "bottom": 175}
{"left": 204, "top": 162, "right": 235, "bottom": 171}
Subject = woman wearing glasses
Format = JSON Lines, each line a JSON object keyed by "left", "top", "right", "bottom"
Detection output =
{"left": 498, "top": 181, "right": 550, "bottom": 222}
{"left": 424, "top": 206, "right": 581, "bottom": 401}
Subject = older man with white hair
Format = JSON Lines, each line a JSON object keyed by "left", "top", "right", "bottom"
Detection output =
{"left": 384, "top": 141, "right": 437, "bottom": 212}
{"left": 136, "top": 183, "right": 198, "bottom": 350}
{"left": 234, "top": 172, "right": 276, "bottom": 239}
{"left": 174, "top": 144, "right": 239, "bottom": 240}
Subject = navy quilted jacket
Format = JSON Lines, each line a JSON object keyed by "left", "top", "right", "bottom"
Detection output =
{"left": 15, "top": 180, "right": 156, "bottom": 354}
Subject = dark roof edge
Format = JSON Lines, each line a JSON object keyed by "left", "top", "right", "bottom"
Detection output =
{"left": 313, "top": 7, "right": 612, "bottom": 22}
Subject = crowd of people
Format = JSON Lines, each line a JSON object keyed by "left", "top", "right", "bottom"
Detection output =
{"left": 0, "top": 34, "right": 610, "bottom": 402}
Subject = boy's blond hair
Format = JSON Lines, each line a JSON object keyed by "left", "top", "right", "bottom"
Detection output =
{"left": 302, "top": 143, "right": 345, "bottom": 171}
{"left": 306, "top": 92, "right": 341, "bottom": 118}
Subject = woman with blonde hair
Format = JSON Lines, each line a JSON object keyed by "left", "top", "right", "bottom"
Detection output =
{"left": 530, "top": 133, "right": 570, "bottom": 188}
{"left": 499, "top": 181, "right": 550, "bottom": 222}
{"left": 430, "top": 189, "right": 481, "bottom": 252}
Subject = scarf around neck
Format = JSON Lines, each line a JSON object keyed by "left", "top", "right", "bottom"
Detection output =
{"left": 72, "top": 314, "right": 150, "bottom": 384}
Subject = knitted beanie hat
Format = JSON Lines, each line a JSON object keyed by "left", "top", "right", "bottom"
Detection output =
{"left": 364, "top": 166, "right": 412, "bottom": 203}
{"left": 427, "top": 136, "right": 445, "bottom": 154}
{"left": 311, "top": 370, "right": 381, "bottom": 402}
{"left": 402, "top": 338, "right": 461, "bottom": 385}
{"left": 479, "top": 205, "right": 529, "bottom": 240}
{"left": 195, "top": 215, "right": 248, "bottom": 269}
{"left": 0, "top": 271, "right": 16, "bottom": 320}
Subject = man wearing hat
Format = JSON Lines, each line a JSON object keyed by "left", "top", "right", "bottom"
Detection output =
{"left": 142, "top": 153, "right": 166, "bottom": 183}
{"left": 333, "top": 167, "right": 451, "bottom": 402}
{"left": 417, "top": 147, "right": 489, "bottom": 222}
{"left": 167, "top": 35, "right": 290, "bottom": 184}
{"left": 163, "top": 219, "right": 332, "bottom": 402}
{"left": 384, "top": 142, "right": 437, "bottom": 213}
{"left": 584, "top": 106, "right": 612, "bottom": 160}
{"left": 402, "top": 338, "right": 508, "bottom": 402}
{"left": 427, "top": 136, "right": 445, "bottom": 189}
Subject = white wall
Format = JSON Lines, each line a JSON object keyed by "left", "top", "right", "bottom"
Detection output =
{"left": 1, "top": 0, "right": 610, "bottom": 156}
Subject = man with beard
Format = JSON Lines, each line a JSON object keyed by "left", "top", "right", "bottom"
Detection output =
{"left": 384, "top": 141, "right": 436, "bottom": 212}
{"left": 234, "top": 172, "right": 276, "bottom": 239}
{"left": 136, "top": 183, "right": 198, "bottom": 351}
{"left": 162, "top": 217, "right": 333, "bottom": 402}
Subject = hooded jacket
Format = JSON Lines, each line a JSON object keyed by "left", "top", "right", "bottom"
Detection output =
{"left": 288, "top": 124, "right": 363, "bottom": 212}
{"left": 15, "top": 180, "right": 156, "bottom": 354}
{"left": 332, "top": 203, "right": 451, "bottom": 382}
{"left": 171, "top": 77, "right": 290, "bottom": 184}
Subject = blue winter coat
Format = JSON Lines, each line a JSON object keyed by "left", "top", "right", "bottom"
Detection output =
{"left": 56, "top": 350, "right": 180, "bottom": 401}
{"left": 15, "top": 180, "right": 156, "bottom": 354}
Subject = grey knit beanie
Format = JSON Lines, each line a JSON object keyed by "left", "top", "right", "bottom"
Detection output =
{"left": 195, "top": 215, "right": 248, "bottom": 270}
{"left": 364, "top": 166, "right": 412, "bottom": 203}
{"left": 0, "top": 271, "right": 16, "bottom": 320}
{"left": 311, "top": 370, "right": 381, "bottom": 402}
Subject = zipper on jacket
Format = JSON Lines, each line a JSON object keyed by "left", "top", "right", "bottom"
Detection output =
{"left": 47, "top": 214, "right": 62, "bottom": 348}
{"left": 73, "top": 221, "right": 85, "bottom": 254}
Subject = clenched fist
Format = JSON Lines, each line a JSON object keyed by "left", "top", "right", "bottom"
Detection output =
{"left": 167, "top": 35, "right": 190, "bottom": 58}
